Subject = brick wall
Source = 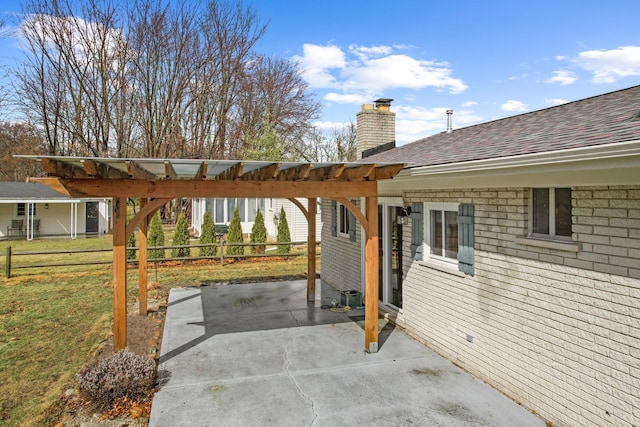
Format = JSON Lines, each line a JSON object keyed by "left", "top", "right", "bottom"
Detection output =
{"left": 319, "top": 198, "right": 362, "bottom": 294}
{"left": 401, "top": 186, "right": 640, "bottom": 427}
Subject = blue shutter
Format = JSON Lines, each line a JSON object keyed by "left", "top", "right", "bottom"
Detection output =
{"left": 457, "top": 204, "right": 475, "bottom": 276}
{"left": 410, "top": 202, "right": 423, "bottom": 260}
{"left": 348, "top": 209, "right": 356, "bottom": 242}
{"left": 331, "top": 200, "right": 337, "bottom": 237}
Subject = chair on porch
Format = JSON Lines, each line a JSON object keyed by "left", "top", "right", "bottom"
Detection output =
{"left": 32, "top": 219, "right": 40, "bottom": 237}
{"left": 7, "top": 219, "right": 23, "bottom": 236}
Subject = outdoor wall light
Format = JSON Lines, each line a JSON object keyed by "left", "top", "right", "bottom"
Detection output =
{"left": 401, "top": 206, "right": 411, "bottom": 216}
{"left": 44, "top": 203, "right": 49, "bottom": 209}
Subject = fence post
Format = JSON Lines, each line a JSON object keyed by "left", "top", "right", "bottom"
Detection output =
{"left": 219, "top": 239, "right": 225, "bottom": 265}
{"left": 6, "top": 246, "right": 11, "bottom": 278}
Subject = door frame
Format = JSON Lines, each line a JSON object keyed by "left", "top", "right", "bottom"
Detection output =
{"left": 361, "top": 197, "right": 403, "bottom": 306}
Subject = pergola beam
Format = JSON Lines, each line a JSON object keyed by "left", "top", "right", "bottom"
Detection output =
{"left": 45, "top": 178, "right": 379, "bottom": 199}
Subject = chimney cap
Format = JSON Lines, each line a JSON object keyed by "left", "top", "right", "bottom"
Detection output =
{"left": 374, "top": 98, "right": 393, "bottom": 107}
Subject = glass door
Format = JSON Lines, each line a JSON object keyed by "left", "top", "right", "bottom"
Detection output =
{"left": 378, "top": 203, "right": 403, "bottom": 308}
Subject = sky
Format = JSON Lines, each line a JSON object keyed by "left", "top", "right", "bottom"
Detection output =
{"left": 1, "top": 0, "right": 640, "bottom": 146}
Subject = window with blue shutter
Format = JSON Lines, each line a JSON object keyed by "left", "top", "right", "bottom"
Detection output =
{"left": 410, "top": 202, "right": 424, "bottom": 260}
{"left": 457, "top": 204, "right": 475, "bottom": 276}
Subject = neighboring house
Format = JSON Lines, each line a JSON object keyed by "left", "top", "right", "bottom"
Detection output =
{"left": 191, "top": 197, "right": 322, "bottom": 242}
{"left": 321, "top": 88, "right": 640, "bottom": 427}
{"left": 0, "top": 182, "right": 111, "bottom": 239}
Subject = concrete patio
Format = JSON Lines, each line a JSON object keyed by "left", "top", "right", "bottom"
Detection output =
{"left": 149, "top": 280, "right": 546, "bottom": 427}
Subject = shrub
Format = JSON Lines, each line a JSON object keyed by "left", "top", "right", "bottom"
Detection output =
{"left": 276, "top": 206, "right": 291, "bottom": 254}
{"left": 199, "top": 210, "right": 217, "bottom": 257}
{"left": 148, "top": 212, "right": 165, "bottom": 259}
{"left": 250, "top": 209, "right": 267, "bottom": 254}
{"left": 226, "top": 207, "right": 244, "bottom": 256}
{"left": 171, "top": 213, "right": 191, "bottom": 258}
{"left": 75, "top": 349, "right": 156, "bottom": 411}
{"left": 127, "top": 230, "right": 137, "bottom": 260}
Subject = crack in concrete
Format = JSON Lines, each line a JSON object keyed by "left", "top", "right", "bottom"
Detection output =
{"left": 283, "top": 337, "right": 318, "bottom": 426}
{"left": 288, "top": 310, "right": 301, "bottom": 327}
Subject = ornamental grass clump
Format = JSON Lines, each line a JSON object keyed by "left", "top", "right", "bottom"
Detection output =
{"left": 75, "top": 349, "right": 156, "bottom": 411}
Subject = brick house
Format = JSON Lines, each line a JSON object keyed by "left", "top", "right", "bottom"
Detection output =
{"left": 320, "top": 87, "right": 640, "bottom": 426}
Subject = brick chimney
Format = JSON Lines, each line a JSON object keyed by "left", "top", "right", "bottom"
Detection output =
{"left": 356, "top": 98, "right": 395, "bottom": 159}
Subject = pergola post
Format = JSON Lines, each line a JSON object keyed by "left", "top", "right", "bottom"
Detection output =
{"left": 138, "top": 198, "right": 149, "bottom": 316}
{"left": 113, "top": 197, "right": 127, "bottom": 350}
{"left": 364, "top": 195, "right": 379, "bottom": 353}
{"left": 307, "top": 198, "right": 317, "bottom": 303}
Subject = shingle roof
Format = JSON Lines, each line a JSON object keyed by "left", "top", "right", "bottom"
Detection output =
{"left": 365, "top": 85, "right": 640, "bottom": 168}
{"left": 0, "top": 182, "right": 72, "bottom": 200}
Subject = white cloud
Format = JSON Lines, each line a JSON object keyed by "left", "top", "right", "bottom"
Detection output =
{"left": 324, "top": 92, "right": 371, "bottom": 104}
{"left": 546, "top": 70, "right": 577, "bottom": 85}
{"left": 545, "top": 98, "right": 568, "bottom": 106}
{"left": 293, "top": 44, "right": 346, "bottom": 88}
{"left": 462, "top": 100, "right": 477, "bottom": 107}
{"left": 294, "top": 43, "right": 467, "bottom": 95}
{"left": 501, "top": 100, "right": 527, "bottom": 112}
{"left": 348, "top": 44, "right": 393, "bottom": 61}
{"left": 574, "top": 45, "right": 640, "bottom": 83}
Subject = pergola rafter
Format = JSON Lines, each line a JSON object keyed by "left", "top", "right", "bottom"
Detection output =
{"left": 19, "top": 155, "right": 405, "bottom": 354}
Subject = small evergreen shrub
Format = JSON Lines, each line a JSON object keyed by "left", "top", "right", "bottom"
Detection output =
{"left": 148, "top": 212, "right": 165, "bottom": 260}
{"left": 127, "top": 231, "right": 137, "bottom": 260}
{"left": 226, "top": 207, "right": 244, "bottom": 256}
{"left": 75, "top": 348, "right": 156, "bottom": 411}
{"left": 250, "top": 209, "right": 267, "bottom": 254}
{"left": 199, "top": 210, "right": 217, "bottom": 257}
{"left": 276, "top": 207, "right": 291, "bottom": 254}
{"left": 171, "top": 213, "right": 191, "bottom": 258}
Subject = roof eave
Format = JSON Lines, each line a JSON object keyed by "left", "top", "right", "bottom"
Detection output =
{"left": 403, "top": 139, "right": 640, "bottom": 177}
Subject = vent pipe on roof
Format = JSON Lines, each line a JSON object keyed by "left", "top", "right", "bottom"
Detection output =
{"left": 446, "top": 109, "right": 453, "bottom": 133}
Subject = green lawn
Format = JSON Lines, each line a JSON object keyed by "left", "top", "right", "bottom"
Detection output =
{"left": 0, "top": 236, "right": 316, "bottom": 426}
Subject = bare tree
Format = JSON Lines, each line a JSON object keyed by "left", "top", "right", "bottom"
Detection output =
{"left": 298, "top": 122, "right": 357, "bottom": 162}
{"left": 17, "top": 0, "right": 131, "bottom": 156}
{"left": 14, "top": 0, "right": 319, "bottom": 161}
{"left": 233, "top": 55, "right": 320, "bottom": 160}
{"left": 127, "top": 0, "right": 200, "bottom": 157}
{"left": 0, "top": 122, "right": 47, "bottom": 181}
{"left": 197, "top": 1, "right": 266, "bottom": 159}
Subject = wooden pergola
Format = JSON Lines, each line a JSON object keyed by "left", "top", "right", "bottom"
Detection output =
{"left": 21, "top": 156, "right": 405, "bottom": 353}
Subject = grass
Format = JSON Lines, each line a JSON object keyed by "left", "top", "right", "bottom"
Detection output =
{"left": 0, "top": 235, "right": 316, "bottom": 426}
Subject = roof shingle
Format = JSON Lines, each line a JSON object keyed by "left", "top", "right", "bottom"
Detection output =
{"left": 365, "top": 85, "right": 640, "bottom": 168}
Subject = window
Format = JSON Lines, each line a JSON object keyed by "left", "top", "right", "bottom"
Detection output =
{"left": 531, "top": 188, "right": 572, "bottom": 239}
{"left": 331, "top": 200, "right": 356, "bottom": 242}
{"left": 17, "top": 203, "right": 36, "bottom": 217}
{"left": 425, "top": 203, "right": 459, "bottom": 264}
{"left": 338, "top": 204, "right": 350, "bottom": 237}
{"left": 411, "top": 202, "right": 474, "bottom": 275}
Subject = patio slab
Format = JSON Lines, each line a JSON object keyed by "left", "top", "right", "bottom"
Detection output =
{"left": 149, "top": 280, "right": 546, "bottom": 427}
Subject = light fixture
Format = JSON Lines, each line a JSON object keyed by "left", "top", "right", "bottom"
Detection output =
{"left": 44, "top": 203, "right": 49, "bottom": 209}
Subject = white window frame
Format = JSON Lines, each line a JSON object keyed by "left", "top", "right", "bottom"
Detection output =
{"left": 424, "top": 202, "right": 459, "bottom": 266}
{"left": 337, "top": 203, "right": 350, "bottom": 238}
{"left": 529, "top": 187, "right": 572, "bottom": 241}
